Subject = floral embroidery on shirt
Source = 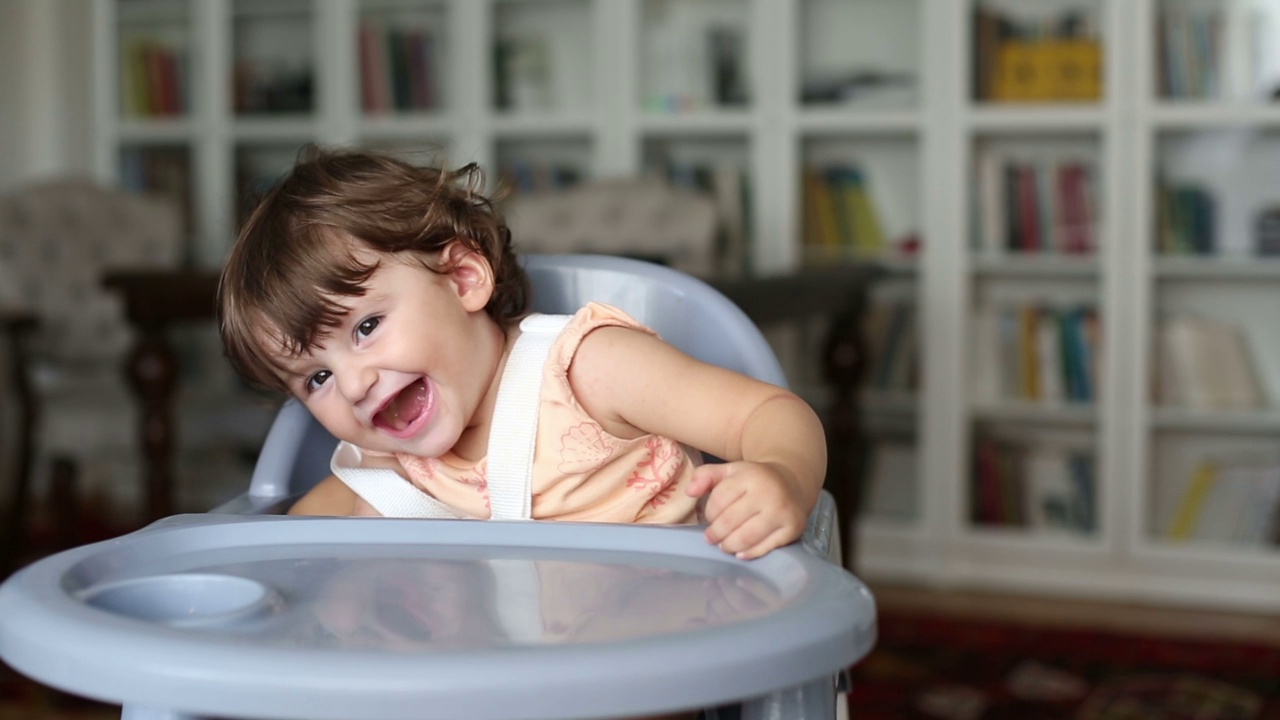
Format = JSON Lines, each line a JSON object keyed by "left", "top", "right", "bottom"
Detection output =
{"left": 649, "top": 479, "right": 677, "bottom": 508}
{"left": 558, "top": 422, "right": 614, "bottom": 474}
{"left": 627, "top": 436, "right": 683, "bottom": 501}
{"left": 398, "top": 454, "right": 491, "bottom": 512}
{"left": 455, "top": 462, "right": 491, "bottom": 512}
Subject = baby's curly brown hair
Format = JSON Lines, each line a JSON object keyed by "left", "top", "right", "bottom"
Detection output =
{"left": 218, "top": 145, "right": 530, "bottom": 394}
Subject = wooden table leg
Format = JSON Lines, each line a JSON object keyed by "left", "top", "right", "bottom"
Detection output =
{"left": 104, "top": 271, "right": 222, "bottom": 525}
{"left": 2, "top": 314, "right": 37, "bottom": 574}
{"left": 122, "top": 328, "right": 178, "bottom": 523}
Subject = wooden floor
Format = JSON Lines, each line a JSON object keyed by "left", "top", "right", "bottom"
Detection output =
{"left": 870, "top": 581, "right": 1280, "bottom": 646}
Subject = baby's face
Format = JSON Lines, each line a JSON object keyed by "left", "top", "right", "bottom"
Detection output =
{"left": 275, "top": 250, "right": 499, "bottom": 458}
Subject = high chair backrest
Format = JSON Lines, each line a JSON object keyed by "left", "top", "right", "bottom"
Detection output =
{"left": 236, "top": 254, "right": 786, "bottom": 511}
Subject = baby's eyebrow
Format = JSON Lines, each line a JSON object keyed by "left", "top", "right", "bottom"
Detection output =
{"left": 270, "top": 346, "right": 316, "bottom": 381}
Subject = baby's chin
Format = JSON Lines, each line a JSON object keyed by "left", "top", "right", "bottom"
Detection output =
{"left": 370, "top": 430, "right": 459, "bottom": 460}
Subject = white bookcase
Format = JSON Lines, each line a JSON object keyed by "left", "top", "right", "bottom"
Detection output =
{"left": 91, "top": 0, "right": 1280, "bottom": 611}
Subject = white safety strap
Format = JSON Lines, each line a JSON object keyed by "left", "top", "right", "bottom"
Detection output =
{"left": 330, "top": 442, "right": 462, "bottom": 518}
{"left": 486, "top": 314, "right": 571, "bottom": 521}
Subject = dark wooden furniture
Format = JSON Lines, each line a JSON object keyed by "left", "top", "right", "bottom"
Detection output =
{"left": 101, "top": 271, "right": 222, "bottom": 524}
{"left": 0, "top": 310, "right": 83, "bottom": 574}
{"left": 102, "top": 265, "right": 877, "bottom": 561}
{"left": 1, "top": 310, "right": 37, "bottom": 574}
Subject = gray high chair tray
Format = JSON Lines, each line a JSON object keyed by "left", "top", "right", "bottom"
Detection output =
{"left": 0, "top": 513, "right": 875, "bottom": 720}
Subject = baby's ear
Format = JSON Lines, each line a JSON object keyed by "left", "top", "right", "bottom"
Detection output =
{"left": 440, "top": 240, "right": 495, "bottom": 312}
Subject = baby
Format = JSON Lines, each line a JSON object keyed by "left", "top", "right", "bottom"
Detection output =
{"left": 218, "top": 145, "right": 827, "bottom": 561}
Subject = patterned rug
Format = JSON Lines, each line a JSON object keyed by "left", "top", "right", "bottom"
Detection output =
{"left": 6, "top": 606, "right": 1280, "bottom": 719}
{"left": 849, "top": 612, "right": 1280, "bottom": 720}
{"left": 0, "top": 663, "right": 116, "bottom": 719}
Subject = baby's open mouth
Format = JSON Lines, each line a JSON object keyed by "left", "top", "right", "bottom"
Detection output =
{"left": 375, "top": 379, "right": 428, "bottom": 432}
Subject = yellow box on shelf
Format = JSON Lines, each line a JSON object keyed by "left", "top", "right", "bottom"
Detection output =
{"left": 991, "top": 41, "right": 1103, "bottom": 103}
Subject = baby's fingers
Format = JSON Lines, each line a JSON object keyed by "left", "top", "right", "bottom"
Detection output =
{"left": 704, "top": 496, "right": 758, "bottom": 547}
{"left": 713, "top": 512, "right": 788, "bottom": 558}
{"left": 730, "top": 526, "right": 795, "bottom": 561}
{"left": 686, "top": 463, "right": 729, "bottom": 498}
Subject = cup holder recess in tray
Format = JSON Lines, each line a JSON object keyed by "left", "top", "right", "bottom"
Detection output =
{"left": 78, "top": 573, "right": 279, "bottom": 628}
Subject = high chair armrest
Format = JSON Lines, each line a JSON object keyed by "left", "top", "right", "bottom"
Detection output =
{"left": 803, "top": 489, "right": 841, "bottom": 565}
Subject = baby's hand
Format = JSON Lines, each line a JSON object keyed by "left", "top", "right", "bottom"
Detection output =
{"left": 685, "top": 461, "right": 810, "bottom": 560}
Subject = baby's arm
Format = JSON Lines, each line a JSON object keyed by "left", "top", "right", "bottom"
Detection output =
{"left": 570, "top": 326, "right": 826, "bottom": 559}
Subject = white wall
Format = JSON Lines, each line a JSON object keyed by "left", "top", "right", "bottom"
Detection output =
{"left": 0, "top": 0, "right": 95, "bottom": 193}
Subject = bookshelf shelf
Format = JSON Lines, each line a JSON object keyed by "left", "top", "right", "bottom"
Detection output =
{"left": 359, "top": 115, "right": 454, "bottom": 139}
{"left": 1140, "top": 539, "right": 1280, "bottom": 568}
{"left": 971, "top": 255, "right": 1099, "bottom": 278}
{"left": 796, "top": 110, "right": 922, "bottom": 134}
{"left": 490, "top": 114, "right": 596, "bottom": 136}
{"left": 117, "top": 121, "right": 195, "bottom": 142}
{"left": 962, "top": 526, "right": 1102, "bottom": 551}
{"left": 971, "top": 402, "right": 1097, "bottom": 426}
{"left": 1149, "top": 103, "right": 1280, "bottom": 130}
{"left": 231, "top": 119, "right": 319, "bottom": 141}
{"left": 637, "top": 112, "right": 755, "bottom": 134}
{"left": 1154, "top": 257, "right": 1280, "bottom": 281}
{"left": 1149, "top": 408, "right": 1280, "bottom": 434}
{"left": 968, "top": 106, "right": 1107, "bottom": 133}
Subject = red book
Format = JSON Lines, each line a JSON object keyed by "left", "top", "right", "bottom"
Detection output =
{"left": 358, "top": 23, "right": 380, "bottom": 113}
{"left": 144, "top": 44, "right": 166, "bottom": 116}
{"left": 159, "top": 48, "right": 181, "bottom": 116}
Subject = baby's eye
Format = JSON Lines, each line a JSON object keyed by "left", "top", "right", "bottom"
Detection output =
{"left": 356, "top": 317, "right": 381, "bottom": 338}
{"left": 306, "top": 370, "right": 332, "bottom": 393}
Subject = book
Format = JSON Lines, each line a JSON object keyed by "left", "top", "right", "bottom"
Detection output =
{"left": 974, "top": 434, "right": 1096, "bottom": 533}
{"left": 845, "top": 169, "right": 887, "bottom": 257}
{"left": 1016, "top": 165, "right": 1041, "bottom": 251}
{"left": 1159, "top": 316, "right": 1264, "bottom": 410}
{"left": 358, "top": 21, "right": 390, "bottom": 112}
{"left": 1169, "top": 460, "right": 1280, "bottom": 544}
{"left": 976, "top": 149, "right": 1007, "bottom": 254}
{"left": 998, "top": 305, "right": 1022, "bottom": 400}
{"left": 972, "top": 6, "right": 1004, "bottom": 100}
{"left": 706, "top": 25, "right": 748, "bottom": 106}
{"left": 971, "top": 304, "right": 1002, "bottom": 402}
{"left": 1069, "top": 453, "right": 1096, "bottom": 531}
{"left": 1036, "top": 308, "right": 1064, "bottom": 404}
{"left": 710, "top": 165, "right": 748, "bottom": 276}
{"left": 875, "top": 304, "right": 916, "bottom": 392}
{"left": 1025, "top": 447, "right": 1091, "bottom": 532}
{"left": 806, "top": 168, "right": 842, "bottom": 249}
{"left": 1167, "top": 459, "right": 1218, "bottom": 540}
{"left": 975, "top": 151, "right": 1099, "bottom": 257}
{"left": 1019, "top": 304, "right": 1041, "bottom": 400}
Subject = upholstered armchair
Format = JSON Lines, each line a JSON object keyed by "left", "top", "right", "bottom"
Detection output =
{"left": 0, "top": 180, "right": 273, "bottom": 572}
{"left": 501, "top": 178, "right": 722, "bottom": 277}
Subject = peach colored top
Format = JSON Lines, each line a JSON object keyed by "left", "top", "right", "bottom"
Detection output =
{"left": 368, "top": 303, "right": 699, "bottom": 524}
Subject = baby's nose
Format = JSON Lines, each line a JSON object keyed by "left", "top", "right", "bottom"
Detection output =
{"left": 337, "top": 365, "right": 377, "bottom": 404}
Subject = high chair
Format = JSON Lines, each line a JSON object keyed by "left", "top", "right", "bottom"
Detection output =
{"left": 0, "top": 254, "right": 876, "bottom": 720}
